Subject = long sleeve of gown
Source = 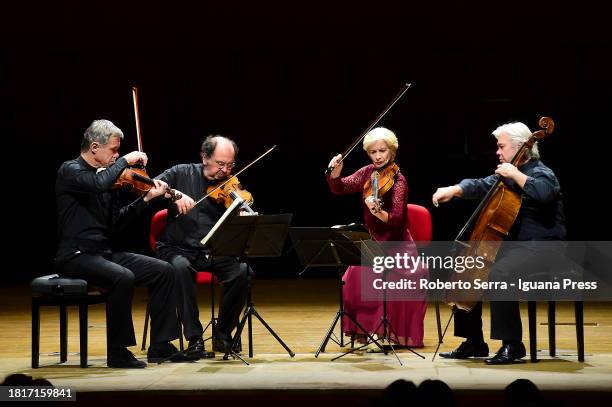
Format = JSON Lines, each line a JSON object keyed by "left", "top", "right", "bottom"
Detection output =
{"left": 385, "top": 175, "right": 408, "bottom": 230}
{"left": 327, "top": 165, "right": 369, "bottom": 195}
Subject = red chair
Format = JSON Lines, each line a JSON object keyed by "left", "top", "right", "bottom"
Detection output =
{"left": 141, "top": 209, "right": 220, "bottom": 350}
{"left": 406, "top": 204, "right": 432, "bottom": 244}
{"left": 406, "top": 204, "right": 443, "bottom": 342}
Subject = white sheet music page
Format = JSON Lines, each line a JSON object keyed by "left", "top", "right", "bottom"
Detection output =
{"left": 200, "top": 197, "right": 243, "bottom": 247}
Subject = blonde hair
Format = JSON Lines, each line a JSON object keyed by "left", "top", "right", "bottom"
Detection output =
{"left": 362, "top": 127, "right": 399, "bottom": 152}
{"left": 492, "top": 122, "right": 540, "bottom": 160}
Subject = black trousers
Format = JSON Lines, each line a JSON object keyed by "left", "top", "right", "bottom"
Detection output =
{"left": 57, "top": 251, "right": 180, "bottom": 348}
{"left": 453, "top": 246, "right": 550, "bottom": 343}
{"left": 160, "top": 250, "right": 250, "bottom": 342}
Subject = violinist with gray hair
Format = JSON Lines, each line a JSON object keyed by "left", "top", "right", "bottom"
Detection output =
{"left": 55, "top": 119, "right": 196, "bottom": 368}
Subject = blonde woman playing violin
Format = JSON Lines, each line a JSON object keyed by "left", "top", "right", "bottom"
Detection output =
{"left": 327, "top": 127, "right": 427, "bottom": 349}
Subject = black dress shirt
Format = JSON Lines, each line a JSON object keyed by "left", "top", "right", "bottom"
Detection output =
{"left": 55, "top": 156, "right": 148, "bottom": 261}
{"left": 155, "top": 164, "right": 226, "bottom": 259}
{"left": 458, "top": 159, "right": 566, "bottom": 241}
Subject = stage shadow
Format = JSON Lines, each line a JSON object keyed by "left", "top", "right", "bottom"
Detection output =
{"left": 17, "top": 362, "right": 133, "bottom": 379}
{"left": 456, "top": 358, "right": 590, "bottom": 372}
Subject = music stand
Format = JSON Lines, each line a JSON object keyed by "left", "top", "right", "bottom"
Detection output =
{"left": 201, "top": 198, "right": 295, "bottom": 364}
{"left": 288, "top": 226, "right": 387, "bottom": 358}
{"left": 336, "top": 253, "right": 425, "bottom": 364}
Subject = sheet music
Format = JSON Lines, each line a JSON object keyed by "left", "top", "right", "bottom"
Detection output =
{"left": 331, "top": 223, "right": 368, "bottom": 232}
{"left": 200, "top": 197, "right": 243, "bottom": 247}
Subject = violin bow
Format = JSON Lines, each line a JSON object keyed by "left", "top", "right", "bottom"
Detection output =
{"left": 132, "top": 86, "right": 144, "bottom": 152}
{"left": 325, "top": 82, "right": 412, "bottom": 174}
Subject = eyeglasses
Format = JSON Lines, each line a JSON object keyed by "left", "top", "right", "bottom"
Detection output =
{"left": 214, "top": 160, "right": 236, "bottom": 169}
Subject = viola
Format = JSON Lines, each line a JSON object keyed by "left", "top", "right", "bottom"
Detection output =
{"left": 206, "top": 176, "right": 254, "bottom": 210}
{"left": 183, "top": 145, "right": 276, "bottom": 215}
{"left": 362, "top": 162, "right": 400, "bottom": 212}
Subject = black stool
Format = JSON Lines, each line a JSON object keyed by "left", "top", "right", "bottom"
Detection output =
{"left": 527, "top": 301, "right": 585, "bottom": 362}
{"left": 31, "top": 274, "right": 107, "bottom": 368}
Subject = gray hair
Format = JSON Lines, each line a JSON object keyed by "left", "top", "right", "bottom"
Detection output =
{"left": 80, "top": 119, "right": 124, "bottom": 152}
{"left": 492, "top": 122, "right": 540, "bottom": 160}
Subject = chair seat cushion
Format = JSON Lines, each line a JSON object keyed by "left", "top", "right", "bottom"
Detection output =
{"left": 31, "top": 274, "right": 88, "bottom": 296}
{"left": 195, "top": 271, "right": 218, "bottom": 285}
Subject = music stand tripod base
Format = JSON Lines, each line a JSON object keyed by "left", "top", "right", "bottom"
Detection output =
{"left": 201, "top": 207, "right": 295, "bottom": 364}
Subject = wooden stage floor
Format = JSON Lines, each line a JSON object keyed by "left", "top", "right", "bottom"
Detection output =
{"left": 1, "top": 278, "right": 611, "bottom": 401}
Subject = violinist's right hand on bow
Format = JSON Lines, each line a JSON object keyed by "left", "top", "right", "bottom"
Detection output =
{"left": 328, "top": 154, "right": 343, "bottom": 179}
{"left": 173, "top": 192, "right": 196, "bottom": 215}
{"left": 432, "top": 185, "right": 463, "bottom": 207}
{"left": 123, "top": 151, "right": 148, "bottom": 166}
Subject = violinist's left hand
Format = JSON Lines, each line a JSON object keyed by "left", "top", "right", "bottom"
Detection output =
{"left": 365, "top": 195, "right": 388, "bottom": 222}
{"left": 174, "top": 192, "right": 195, "bottom": 215}
{"left": 365, "top": 195, "right": 382, "bottom": 214}
{"left": 144, "top": 179, "right": 169, "bottom": 202}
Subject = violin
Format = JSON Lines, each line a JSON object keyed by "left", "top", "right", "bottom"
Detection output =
{"left": 206, "top": 176, "right": 254, "bottom": 212}
{"left": 113, "top": 166, "right": 182, "bottom": 201}
{"left": 362, "top": 162, "right": 400, "bottom": 212}
{"left": 183, "top": 145, "right": 276, "bottom": 215}
{"left": 112, "top": 87, "right": 181, "bottom": 201}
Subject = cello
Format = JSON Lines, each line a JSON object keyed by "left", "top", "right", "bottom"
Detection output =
{"left": 433, "top": 117, "right": 555, "bottom": 359}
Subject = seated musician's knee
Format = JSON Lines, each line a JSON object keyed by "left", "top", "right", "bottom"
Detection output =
{"left": 169, "top": 255, "right": 194, "bottom": 278}
{"left": 112, "top": 267, "right": 135, "bottom": 288}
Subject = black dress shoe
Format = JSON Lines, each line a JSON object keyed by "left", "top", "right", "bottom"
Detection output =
{"left": 147, "top": 342, "right": 199, "bottom": 363}
{"left": 485, "top": 342, "right": 526, "bottom": 365}
{"left": 212, "top": 337, "right": 242, "bottom": 354}
{"left": 439, "top": 341, "right": 489, "bottom": 359}
{"left": 107, "top": 347, "right": 147, "bottom": 369}
{"left": 187, "top": 337, "right": 215, "bottom": 359}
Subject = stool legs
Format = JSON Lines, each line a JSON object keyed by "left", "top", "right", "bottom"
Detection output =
{"left": 528, "top": 301, "right": 585, "bottom": 363}
{"left": 79, "top": 303, "right": 88, "bottom": 368}
{"left": 575, "top": 301, "right": 585, "bottom": 362}
{"left": 141, "top": 304, "right": 150, "bottom": 351}
{"left": 548, "top": 301, "right": 556, "bottom": 357}
{"left": 60, "top": 304, "right": 68, "bottom": 363}
{"left": 527, "top": 301, "right": 538, "bottom": 362}
{"left": 32, "top": 299, "right": 40, "bottom": 369}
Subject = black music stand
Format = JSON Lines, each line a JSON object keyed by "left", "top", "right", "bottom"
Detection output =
{"left": 201, "top": 199, "right": 295, "bottom": 364}
{"left": 289, "top": 226, "right": 387, "bottom": 358}
{"left": 337, "top": 255, "right": 426, "bottom": 364}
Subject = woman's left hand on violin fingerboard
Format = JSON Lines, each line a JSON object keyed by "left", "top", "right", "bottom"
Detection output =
{"left": 365, "top": 195, "right": 388, "bottom": 222}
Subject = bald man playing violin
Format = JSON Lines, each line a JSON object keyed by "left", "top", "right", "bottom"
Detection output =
{"left": 154, "top": 135, "right": 251, "bottom": 357}
{"left": 55, "top": 119, "right": 198, "bottom": 368}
